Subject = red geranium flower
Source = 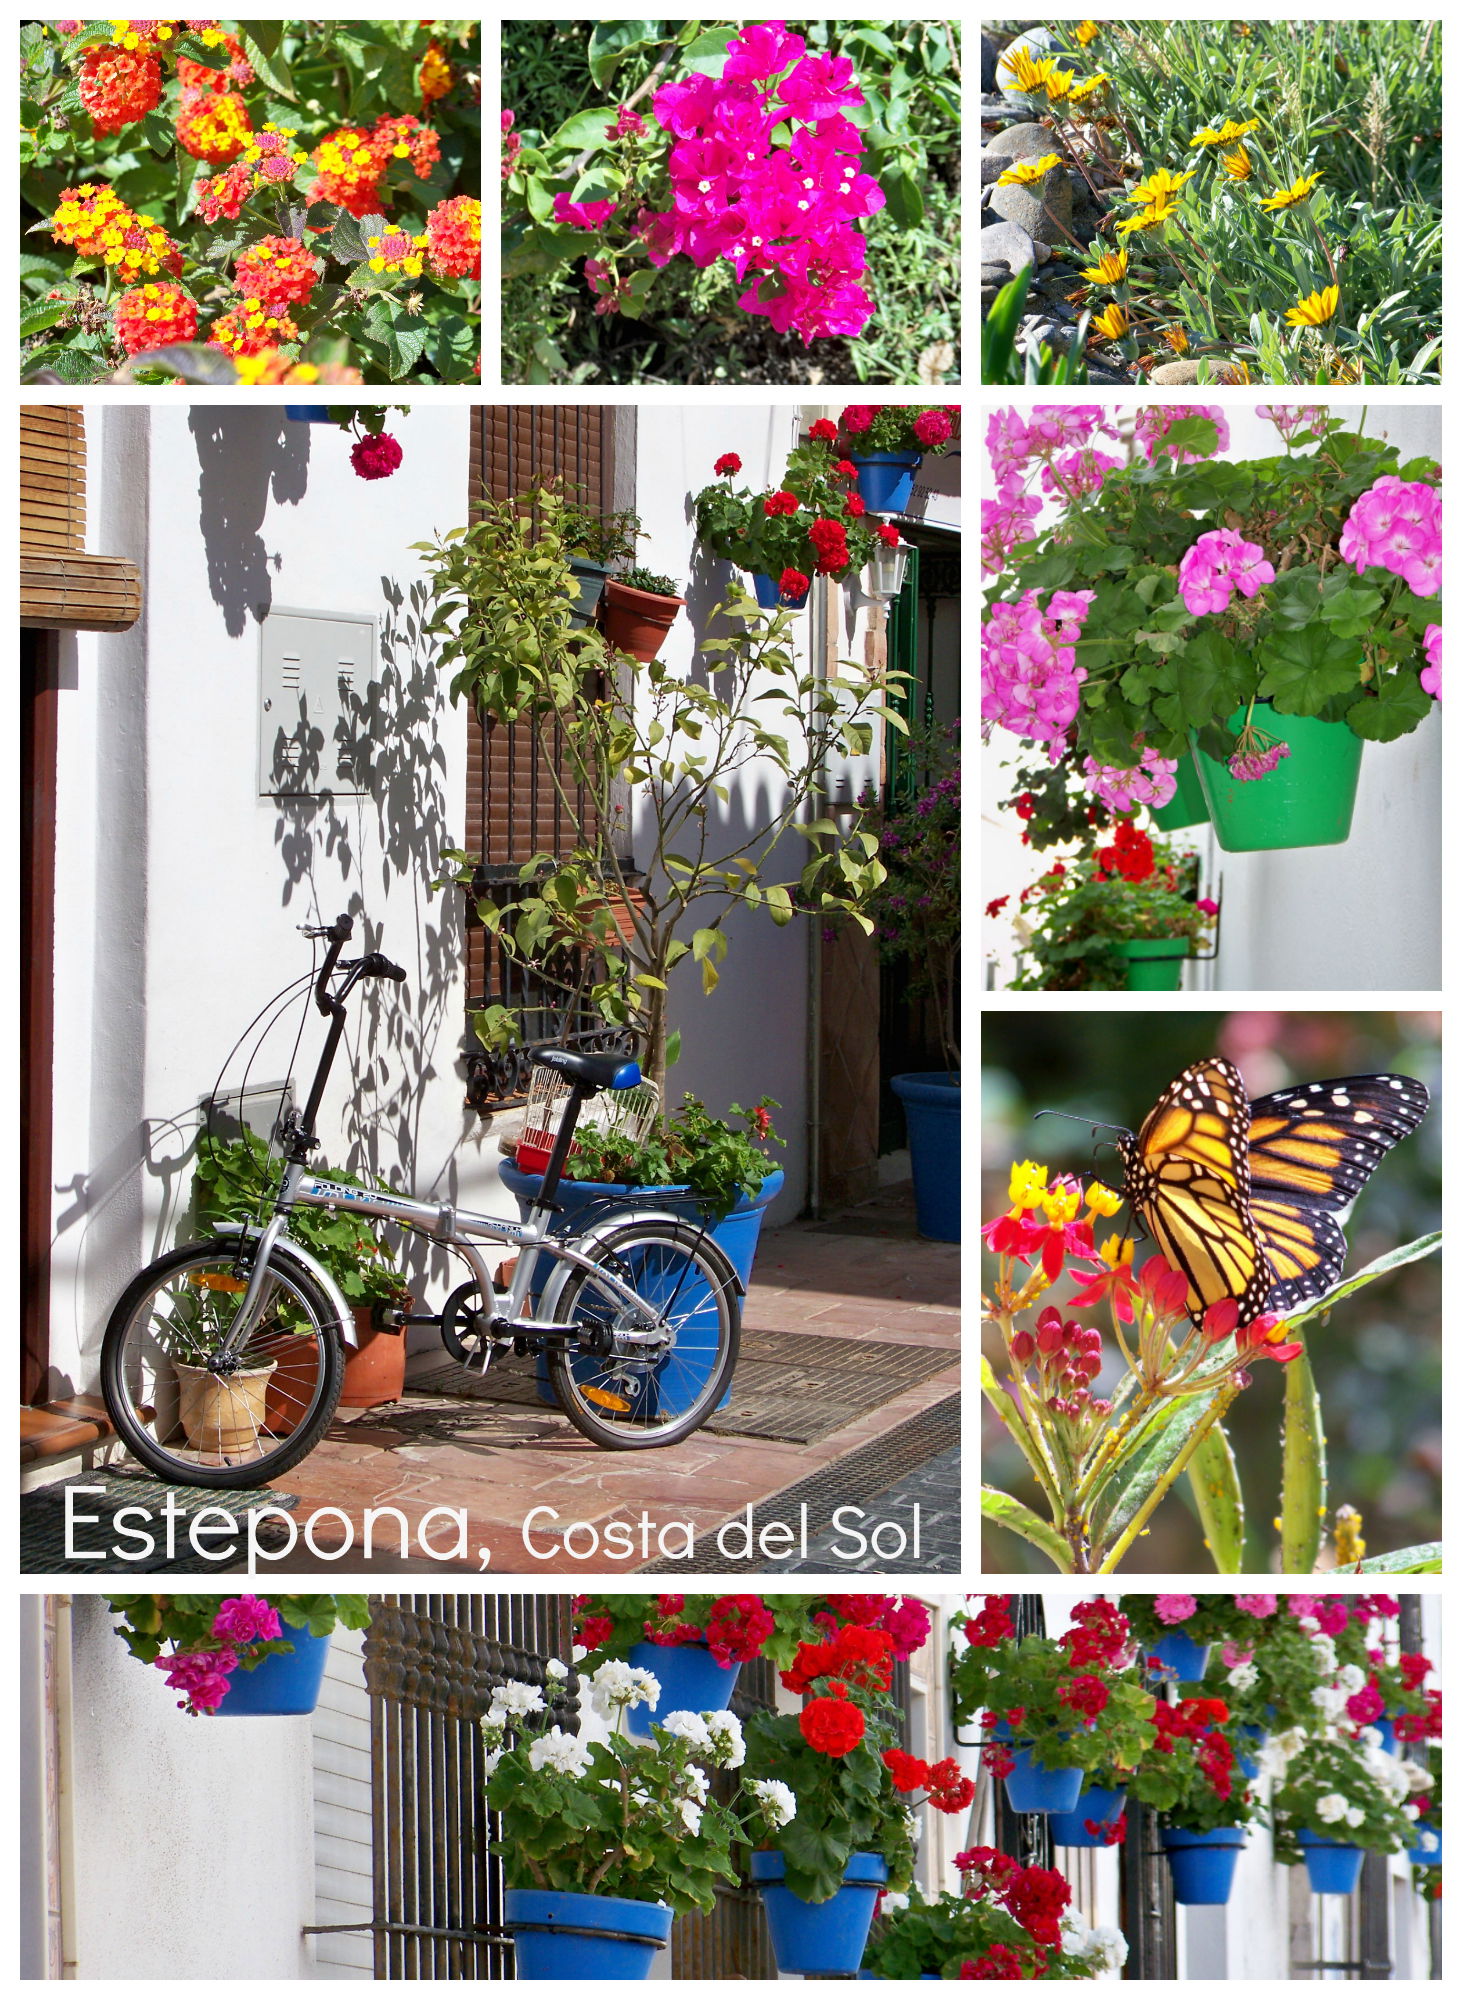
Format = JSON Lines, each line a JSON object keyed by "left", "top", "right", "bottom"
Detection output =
{"left": 714, "top": 452, "right": 742, "bottom": 476}
{"left": 799, "top": 1695, "right": 866, "bottom": 1757}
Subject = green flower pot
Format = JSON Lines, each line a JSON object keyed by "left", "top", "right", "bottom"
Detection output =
{"left": 1110, "top": 939, "right": 1187, "bottom": 991}
{"left": 1150, "top": 754, "right": 1210, "bottom": 832}
{"left": 1190, "top": 708, "right": 1363, "bottom": 853}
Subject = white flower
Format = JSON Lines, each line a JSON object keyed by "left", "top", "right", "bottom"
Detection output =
{"left": 482, "top": 1747, "right": 503, "bottom": 1776}
{"left": 677, "top": 1796, "right": 703, "bottom": 1836}
{"left": 905, "top": 1807, "right": 922, "bottom": 1845}
{"left": 1398, "top": 1759, "right": 1431, "bottom": 1793}
{"left": 1309, "top": 1636, "right": 1338, "bottom": 1674}
{"left": 1344, "top": 1807, "right": 1365, "bottom": 1829}
{"left": 1403, "top": 1802, "right": 1421, "bottom": 1821}
{"left": 660, "top": 1710, "right": 714, "bottom": 1752}
{"left": 1085, "top": 1927, "right": 1129, "bottom": 1972}
{"left": 1311, "top": 1685, "right": 1347, "bottom": 1720}
{"left": 587, "top": 1659, "right": 660, "bottom": 1719}
{"left": 492, "top": 1678, "right": 546, "bottom": 1719}
{"left": 1227, "top": 1662, "right": 1259, "bottom": 1692}
{"left": 1296, "top": 1616, "right": 1320, "bottom": 1636}
{"left": 528, "top": 1727, "right": 593, "bottom": 1778}
{"left": 1358, "top": 1726, "right": 1382, "bottom": 1751}
{"left": 704, "top": 1710, "right": 746, "bottom": 1769}
{"left": 680, "top": 1766, "right": 709, "bottom": 1804}
{"left": 1315, "top": 1792, "right": 1350, "bottom": 1824}
{"left": 1335, "top": 1663, "right": 1367, "bottom": 1695}
{"left": 545, "top": 1657, "right": 569, "bottom": 1681}
{"left": 750, "top": 1778, "right": 797, "bottom": 1829}
{"left": 881, "top": 1892, "right": 911, "bottom": 1916}
{"left": 1059, "top": 1912, "right": 1086, "bottom": 1949}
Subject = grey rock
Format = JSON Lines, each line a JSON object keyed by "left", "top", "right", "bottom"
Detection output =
{"left": 987, "top": 165, "right": 1072, "bottom": 245}
{"left": 980, "top": 218, "right": 1039, "bottom": 278}
{"left": 981, "top": 29, "right": 1000, "bottom": 94}
{"left": 995, "top": 25, "right": 1074, "bottom": 109}
{"left": 983, "top": 121, "right": 1064, "bottom": 168}
{"left": 1149, "top": 359, "right": 1205, "bottom": 385}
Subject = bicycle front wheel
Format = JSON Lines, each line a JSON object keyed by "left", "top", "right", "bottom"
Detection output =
{"left": 546, "top": 1219, "right": 740, "bottom": 1449}
{"left": 101, "top": 1238, "right": 345, "bottom": 1487}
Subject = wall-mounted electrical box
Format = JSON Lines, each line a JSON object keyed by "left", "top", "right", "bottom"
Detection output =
{"left": 258, "top": 605, "right": 377, "bottom": 797}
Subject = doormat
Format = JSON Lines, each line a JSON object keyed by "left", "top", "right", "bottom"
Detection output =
{"left": 407, "top": 1328, "right": 953, "bottom": 1447}
{"left": 21, "top": 1467, "right": 297, "bottom": 1573}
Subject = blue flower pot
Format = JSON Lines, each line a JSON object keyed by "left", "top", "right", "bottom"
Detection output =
{"left": 1408, "top": 1819, "right": 1442, "bottom": 1868}
{"left": 1297, "top": 1831, "right": 1366, "bottom": 1896}
{"left": 890, "top": 1072, "right": 960, "bottom": 1242}
{"left": 283, "top": 404, "right": 331, "bottom": 420}
{"left": 499, "top": 1161, "right": 783, "bottom": 1417}
{"left": 1144, "top": 1629, "right": 1211, "bottom": 1684}
{"left": 214, "top": 1620, "right": 330, "bottom": 1716}
{"left": 1002, "top": 1744, "right": 1084, "bottom": 1816}
{"left": 622, "top": 1640, "right": 741, "bottom": 1740}
{"left": 752, "top": 1852, "right": 886, "bottom": 1977}
{"left": 1049, "top": 1783, "right": 1127, "bottom": 1847}
{"left": 505, "top": 1888, "right": 671, "bottom": 1979}
{"left": 1161, "top": 1825, "right": 1247, "bottom": 1905}
{"left": 752, "top": 570, "right": 809, "bottom": 609}
{"left": 567, "top": 556, "right": 611, "bottom": 628}
{"left": 848, "top": 451, "right": 922, "bottom": 514}
{"left": 1372, "top": 1714, "right": 1399, "bottom": 1756}
{"left": 1234, "top": 1724, "right": 1267, "bottom": 1781}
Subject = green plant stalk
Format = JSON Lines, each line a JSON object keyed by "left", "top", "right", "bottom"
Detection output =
{"left": 1097, "top": 1379, "right": 1241, "bottom": 1571}
{"left": 982, "top": 1350, "right": 1064, "bottom": 1517}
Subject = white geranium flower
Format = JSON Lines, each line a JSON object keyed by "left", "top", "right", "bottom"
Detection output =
{"left": 1309, "top": 1636, "right": 1338, "bottom": 1674}
{"left": 660, "top": 1710, "right": 714, "bottom": 1752}
{"left": 1403, "top": 1802, "right": 1421, "bottom": 1820}
{"left": 1345, "top": 1807, "right": 1365, "bottom": 1829}
{"left": 882, "top": 1893, "right": 911, "bottom": 1917}
{"left": 1227, "top": 1662, "right": 1259, "bottom": 1692}
{"left": 680, "top": 1766, "right": 709, "bottom": 1804}
{"left": 1335, "top": 1663, "right": 1367, "bottom": 1695}
{"left": 1295, "top": 1616, "right": 1320, "bottom": 1636}
{"left": 1398, "top": 1759, "right": 1431, "bottom": 1792}
{"left": 528, "top": 1727, "right": 592, "bottom": 1778}
{"left": 482, "top": 1747, "right": 503, "bottom": 1776}
{"left": 492, "top": 1679, "right": 545, "bottom": 1718}
{"left": 1086, "top": 1926, "right": 1129, "bottom": 1971}
{"left": 704, "top": 1710, "right": 746, "bottom": 1769}
{"left": 750, "top": 1778, "right": 797, "bottom": 1828}
{"left": 545, "top": 1658, "right": 569, "bottom": 1681}
{"left": 1315, "top": 1793, "right": 1349, "bottom": 1824}
{"left": 677, "top": 1797, "right": 704, "bottom": 1836}
{"left": 1311, "top": 1685, "right": 1347, "bottom": 1720}
{"left": 587, "top": 1659, "right": 660, "bottom": 1718}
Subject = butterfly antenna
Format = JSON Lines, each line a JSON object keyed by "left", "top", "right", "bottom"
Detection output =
{"left": 1032, "top": 1109, "right": 1132, "bottom": 1139}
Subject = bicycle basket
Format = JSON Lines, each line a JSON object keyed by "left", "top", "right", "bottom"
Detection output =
{"left": 516, "top": 1061, "right": 660, "bottom": 1174}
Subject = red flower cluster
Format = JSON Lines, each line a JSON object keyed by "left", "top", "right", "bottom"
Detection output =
{"left": 113, "top": 280, "right": 198, "bottom": 356}
{"left": 1085, "top": 1810, "right": 1126, "bottom": 1845}
{"left": 1057, "top": 1672, "right": 1110, "bottom": 1722}
{"left": 374, "top": 112, "right": 442, "bottom": 179}
{"left": 714, "top": 452, "right": 742, "bottom": 476}
{"left": 79, "top": 43, "right": 163, "bottom": 134}
{"left": 815, "top": 1595, "right": 931, "bottom": 1661}
{"left": 1346, "top": 1678, "right": 1386, "bottom": 1727}
{"left": 641, "top": 1591, "right": 704, "bottom": 1648}
{"left": 846, "top": 493, "right": 867, "bottom": 518}
{"left": 1002, "top": 1864, "right": 1072, "bottom": 1949}
{"left": 705, "top": 1594, "right": 776, "bottom": 1664}
{"left": 178, "top": 33, "right": 254, "bottom": 93}
{"left": 195, "top": 159, "right": 253, "bottom": 223}
{"left": 577, "top": 1612, "right": 615, "bottom": 1651}
{"left": 1395, "top": 1690, "right": 1442, "bottom": 1742}
{"left": 800, "top": 1694, "right": 865, "bottom": 1756}
{"left": 778, "top": 568, "right": 811, "bottom": 602}
{"left": 234, "top": 235, "right": 322, "bottom": 310}
{"left": 1399, "top": 1653, "right": 1432, "bottom": 1692}
{"left": 961, "top": 1942, "right": 1048, "bottom": 1980}
{"left": 763, "top": 490, "right": 800, "bottom": 517}
{"left": 963, "top": 1595, "right": 1016, "bottom": 1649}
{"left": 876, "top": 522, "right": 901, "bottom": 548}
{"left": 1150, "top": 1695, "right": 1230, "bottom": 1752}
{"left": 783, "top": 1621, "right": 895, "bottom": 1695}
{"left": 880, "top": 1748, "right": 976, "bottom": 1813}
{"left": 426, "top": 195, "right": 481, "bottom": 279}
{"left": 808, "top": 516, "right": 850, "bottom": 574}
{"left": 1060, "top": 1599, "right": 1133, "bottom": 1671}
{"left": 808, "top": 418, "right": 839, "bottom": 443}
{"left": 1096, "top": 820, "right": 1156, "bottom": 883}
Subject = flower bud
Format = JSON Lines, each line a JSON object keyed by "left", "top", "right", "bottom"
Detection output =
{"left": 1010, "top": 1329, "right": 1036, "bottom": 1364}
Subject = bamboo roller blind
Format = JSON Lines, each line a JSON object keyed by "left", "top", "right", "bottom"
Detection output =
{"left": 20, "top": 405, "right": 142, "bottom": 631}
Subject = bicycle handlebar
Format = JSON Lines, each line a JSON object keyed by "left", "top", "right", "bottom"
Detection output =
{"left": 359, "top": 952, "right": 407, "bottom": 983}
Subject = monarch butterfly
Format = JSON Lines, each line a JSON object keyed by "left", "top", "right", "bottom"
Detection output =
{"left": 1113, "top": 1058, "right": 1429, "bottom": 1322}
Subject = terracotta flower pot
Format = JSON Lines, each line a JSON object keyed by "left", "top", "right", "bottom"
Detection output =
{"left": 601, "top": 577, "right": 685, "bottom": 662}
{"left": 339, "top": 1301, "right": 410, "bottom": 1407}
{"left": 173, "top": 1360, "right": 277, "bottom": 1453}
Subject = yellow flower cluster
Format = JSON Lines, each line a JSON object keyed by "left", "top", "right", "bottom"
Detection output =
{"left": 367, "top": 228, "right": 430, "bottom": 278}
{"left": 208, "top": 295, "right": 301, "bottom": 358}
{"left": 50, "top": 183, "right": 182, "bottom": 284}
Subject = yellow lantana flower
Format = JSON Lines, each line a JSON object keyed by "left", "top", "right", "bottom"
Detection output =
{"left": 1259, "top": 171, "right": 1323, "bottom": 212}
{"left": 1092, "top": 302, "right": 1131, "bottom": 339}
{"left": 1285, "top": 284, "right": 1339, "bottom": 327}
{"left": 1191, "top": 117, "right": 1261, "bottom": 146}
{"left": 1079, "top": 246, "right": 1128, "bottom": 284}
{"left": 996, "top": 153, "right": 1063, "bottom": 187}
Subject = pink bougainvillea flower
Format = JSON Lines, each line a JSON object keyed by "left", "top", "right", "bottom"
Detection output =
{"left": 553, "top": 192, "right": 618, "bottom": 230}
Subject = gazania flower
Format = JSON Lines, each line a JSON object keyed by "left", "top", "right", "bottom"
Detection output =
{"left": 1260, "top": 170, "right": 1323, "bottom": 212}
{"left": 999, "top": 47, "right": 1055, "bottom": 95}
{"left": 1075, "top": 20, "right": 1101, "bottom": 46}
{"left": 996, "top": 153, "right": 1062, "bottom": 187}
{"left": 1116, "top": 194, "right": 1181, "bottom": 235}
{"left": 1092, "top": 302, "right": 1130, "bottom": 339}
{"left": 1161, "top": 325, "right": 1190, "bottom": 352}
{"left": 1042, "top": 66, "right": 1076, "bottom": 103}
{"left": 1191, "top": 117, "right": 1261, "bottom": 146}
{"left": 1285, "top": 284, "right": 1339, "bottom": 328}
{"left": 1125, "top": 166, "right": 1195, "bottom": 207}
{"left": 1079, "top": 246, "right": 1127, "bottom": 284}
{"left": 1221, "top": 146, "right": 1252, "bottom": 181}
{"left": 1068, "top": 73, "right": 1109, "bottom": 103}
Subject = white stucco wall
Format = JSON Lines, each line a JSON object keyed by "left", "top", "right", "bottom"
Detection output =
{"left": 981, "top": 401, "right": 1442, "bottom": 990}
{"left": 66, "top": 1593, "right": 318, "bottom": 1978}
{"left": 48, "top": 404, "right": 473, "bottom": 1394}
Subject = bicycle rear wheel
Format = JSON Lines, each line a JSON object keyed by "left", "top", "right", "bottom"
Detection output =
{"left": 545, "top": 1219, "right": 740, "bottom": 1449}
{"left": 101, "top": 1238, "right": 345, "bottom": 1486}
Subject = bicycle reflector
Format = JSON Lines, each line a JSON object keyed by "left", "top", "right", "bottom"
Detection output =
{"left": 611, "top": 1061, "right": 643, "bottom": 1090}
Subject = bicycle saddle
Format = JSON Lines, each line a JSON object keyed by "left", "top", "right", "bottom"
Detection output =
{"left": 534, "top": 1048, "right": 642, "bottom": 1092}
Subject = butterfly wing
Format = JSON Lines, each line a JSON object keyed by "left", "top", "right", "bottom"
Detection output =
{"left": 1245, "top": 1074, "right": 1430, "bottom": 1309}
{"left": 1121, "top": 1058, "right": 1272, "bottom": 1321}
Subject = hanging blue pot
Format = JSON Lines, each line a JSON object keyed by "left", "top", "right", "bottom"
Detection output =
{"left": 1143, "top": 1629, "right": 1211, "bottom": 1683}
{"left": 567, "top": 556, "right": 611, "bottom": 627}
{"left": 752, "top": 570, "right": 810, "bottom": 610}
{"left": 1297, "top": 1831, "right": 1366, "bottom": 1896}
{"left": 505, "top": 1888, "right": 671, "bottom": 1979}
{"left": 848, "top": 451, "right": 922, "bottom": 514}
{"left": 1234, "top": 1724, "right": 1268, "bottom": 1782}
{"left": 1002, "top": 1744, "right": 1084, "bottom": 1816}
{"left": 1160, "top": 1825, "right": 1247, "bottom": 1904}
{"left": 1371, "top": 1714, "right": 1399, "bottom": 1756}
{"left": 752, "top": 1852, "right": 886, "bottom": 1977}
{"left": 214, "top": 1620, "right": 330, "bottom": 1716}
{"left": 622, "top": 1640, "right": 741, "bottom": 1740}
{"left": 890, "top": 1073, "right": 960, "bottom": 1242}
{"left": 283, "top": 405, "right": 331, "bottom": 420}
{"left": 1408, "top": 1819, "right": 1442, "bottom": 1868}
{"left": 1049, "top": 1783, "right": 1127, "bottom": 1847}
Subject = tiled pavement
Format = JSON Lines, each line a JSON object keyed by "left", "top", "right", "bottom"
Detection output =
{"left": 245, "top": 1193, "right": 961, "bottom": 1577}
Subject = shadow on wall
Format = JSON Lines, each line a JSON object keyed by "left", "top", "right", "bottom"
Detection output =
{"left": 188, "top": 408, "right": 310, "bottom": 637}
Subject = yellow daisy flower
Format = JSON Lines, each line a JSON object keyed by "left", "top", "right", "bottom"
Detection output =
{"left": 1092, "top": 301, "right": 1131, "bottom": 339}
{"left": 1191, "top": 117, "right": 1261, "bottom": 146}
{"left": 1125, "top": 166, "right": 1195, "bottom": 207}
{"left": 999, "top": 47, "right": 1054, "bottom": 94}
{"left": 1079, "top": 246, "right": 1128, "bottom": 284}
{"left": 996, "top": 153, "right": 1063, "bottom": 187}
{"left": 1075, "top": 20, "right": 1101, "bottom": 46}
{"left": 1116, "top": 194, "right": 1181, "bottom": 234}
{"left": 1285, "top": 284, "right": 1339, "bottom": 327}
{"left": 1043, "top": 66, "right": 1076, "bottom": 103}
{"left": 1221, "top": 146, "right": 1252, "bottom": 181}
{"left": 1259, "top": 171, "right": 1323, "bottom": 212}
{"left": 1069, "top": 72, "right": 1110, "bottom": 103}
{"left": 1161, "top": 326, "right": 1190, "bottom": 352}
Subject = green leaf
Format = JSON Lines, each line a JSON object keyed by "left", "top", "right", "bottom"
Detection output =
{"left": 880, "top": 162, "right": 924, "bottom": 229}
{"left": 679, "top": 25, "right": 736, "bottom": 76}
{"left": 1280, "top": 1349, "right": 1326, "bottom": 1572}
{"left": 1258, "top": 626, "right": 1363, "bottom": 712}
{"left": 663, "top": 1029, "right": 682, "bottom": 1069}
{"left": 981, "top": 1488, "right": 1070, "bottom": 1571}
{"left": 1085, "top": 1395, "right": 1197, "bottom": 1541}
{"left": 587, "top": 21, "right": 660, "bottom": 87}
{"left": 141, "top": 108, "right": 175, "bottom": 158}
{"left": 1282, "top": 1231, "right": 1442, "bottom": 1332}
{"left": 240, "top": 28, "right": 295, "bottom": 100}
{"left": 1186, "top": 1423, "right": 1245, "bottom": 1573}
{"left": 20, "top": 300, "right": 69, "bottom": 338}
{"left": 546, "top": 108, "right": 618, "bottom": 154}
{"left": 1346, "top": 674, "right": 1434, "bottom": 742}
{"left": 1343, "top": 1543, "right": 1443, "bottom": 1574}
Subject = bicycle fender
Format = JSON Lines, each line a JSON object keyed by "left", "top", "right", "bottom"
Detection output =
{"left": 211, "top": 1223, "right": 354, "bottom": 1343}
{"left": 537, "top": 1208, "right": 745, "bottom": 1325}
